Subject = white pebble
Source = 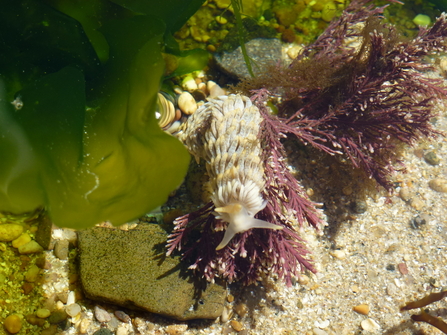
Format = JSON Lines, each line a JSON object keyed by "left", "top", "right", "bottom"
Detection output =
{"left": 94, "top": 306, "right": 111, "bottom": 323}
{"left": 178, "top": 92, "right": 197, "bottom": 115}
{"left": 361, "top": 318, "right": 380, "bottom": 331}
{"left": 66, "top": 303, "right": 81, "bottom": 317}
{"left": 330, "top": 250, "right": 346, "bottom": 259}
{"left": 66, "top": 291, "right": 76, "bottom": 305}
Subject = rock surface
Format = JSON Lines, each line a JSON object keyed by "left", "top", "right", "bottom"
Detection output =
{"left": 214, "top": 38, "right": 282, "bottom": 79}
{"left": 78, "top": 224, "right": 226, "bottom": 321}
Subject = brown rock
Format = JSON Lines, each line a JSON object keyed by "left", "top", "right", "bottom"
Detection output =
{"left": 78, "top": 225, "right": 226, "bottom": 321}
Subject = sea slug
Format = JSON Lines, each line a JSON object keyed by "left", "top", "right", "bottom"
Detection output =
{"left": 178, "top": 94, "right": 282, "bottom": 250}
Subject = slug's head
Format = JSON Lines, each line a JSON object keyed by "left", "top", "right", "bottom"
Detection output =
{"left": 214, "top": 202, "right": 282, "bottom": 250}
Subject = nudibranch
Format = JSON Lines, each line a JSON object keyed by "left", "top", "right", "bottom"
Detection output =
{"left": 178, "top": 94, "right": 282, "bottom": 250}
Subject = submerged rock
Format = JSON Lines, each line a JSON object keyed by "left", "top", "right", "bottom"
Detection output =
{"left": 78, "top": 224, "right": 225, "bottom": 321}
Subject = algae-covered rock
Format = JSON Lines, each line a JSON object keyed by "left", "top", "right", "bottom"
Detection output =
{"left": 78, "top": 224, "right": 226, "bottom": 321}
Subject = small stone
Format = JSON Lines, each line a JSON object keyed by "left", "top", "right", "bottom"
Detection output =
{"left": 181, "top": 76, "right": 198, "bottom": 92}
{"left": 361, "top": 318, "right": 380, "bottom": 331}
{"left": 165, "top": 324, "right": 188, "bottom": 335}
{"left": 48, "top": 310, "right": 68, "bottom": 324}
{"left": 429, "top": 178, "right": 447, "bottom": 193}
{"left": 230, "top": 320, "right": 244, "bottom": 332}
{"left": 93, "top": 329, "right": 113, "bottom": 335}
{"left": 330, "top": 250, "right": 346, "bottom": 259}
{"left": 353, "top": 304, "right": 370, "bottom": 315}
{"left": 424, "top": 151, "right": 440, "bottom": 165}
{"left": 0, "top": 224, "right": 23, "bottom": 242}
{"left": 54, "top": 239, "right": 69, "bottom": 260}
{"left": 114, "top": 310, "right": 131, "bottom": 323}
{"left": 12, "top": 233, "right": 32, "bottom": 248}
{"left": 22, "top": 282, "right": 34, "bottom": 295}
{"left": 409, "top": 197, "right": 424, "bottom": 211}
{"left": 26, "top": 314, "right": 46, "bottom": 327}
{"left": 207, "top": 81, "right": 226, "bottom": 98}
{"left": 18, "top": 240, "right": 44, "bottom": 254}
{"left": 4, "top": 314, "right": 22, "bottom": 334}
{"left": 36, "top": 308, "right": 51, "bottom": 318}
{"left": 399, "top": 187, "right": 412, "bottom": 202}
{"left": 398, "top": 262, "right": 409, "bottom": 275}
{"left": 25, "top": 264, "right": 40, "bottom": 282}
{"left": 178, "top": 92, "right": 197, "bottom": 115}
{"left": 66, "top": 303, "right": 81, "bottom": 317}
{"left": 94, "top": 306, "right": 111, "bottom": 323}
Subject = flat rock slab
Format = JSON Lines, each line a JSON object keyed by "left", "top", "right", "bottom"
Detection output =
{"left": 78, "top": 224, "right": 225, "bottom": 321}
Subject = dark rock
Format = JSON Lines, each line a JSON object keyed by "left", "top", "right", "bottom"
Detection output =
{"left": 214, "top": 38, "right": 282, "bottom": 79}
{"left": 34, "top": 212, "right": 53, "bottom": 250}
{"left": 78, "top": 224, "right": 226, "bottom": 321}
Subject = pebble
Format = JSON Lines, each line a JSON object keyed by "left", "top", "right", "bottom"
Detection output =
{"left": 409, "top": 197, "right": 424, "bottom": 210}
{"left": 18, "top": 240, "right": 44, "bottom": 254}
{"left": 36, "top": 308, "right": 51, "bottom": 318}
{"left": 207, "top": 81, "right": 226, "bottom": 98}
{"left": 0, "top": 224, "right": 23, "bottom": 242}
{"left": 54, "top": 239, "right": 70, "bottom": 260}
{"left": 361, "top": 318, "right": 380, "bottom": 331}
{"left": 424, "top": 151, "right": 440, "bottom": 165}
{"left": 398, "top": 262, "right": 409, "bottom": 275}
{"left": 48, "top": 310, "right": 68, "bottom": 324}
{"left": 181, "top": 76, "right": 198, "bottom": 92}
{"left": 94, "top": 306, "right": 111, "bottom": 323}
{"left": 25, "top": 264, "right": 40, "bottom": 282}
{"left": 165, "top": 324, "right": 188, "bottom": 335}
{"left": 4, "top": 314, "right": 22, "bottom": 334}
{"left": 41, "top": 325, "right": 58, "bottom": 335}
{"left": 399, "top": 187, "right": 412, "bottom": 201}
{"left": 26, "top": 314, "right": 45, "bottom": 327}
{"left": 12, "top": 233, "right": 32, "bottom": 248}
{"left": 114, "top": 310, "right": 131, "bottom": 323}
{"left": 178, "top": 91, "right": 197, "bottom": 115}
{"left": 429, "top": 178, "right": 447, "bottom": 192}
{"left": 66, "top": 303, "right": 81, "bottom": 317}
{"left": 230, "top": 320, "right": 244, "bottom": 332}
{"left": 330, "top": 249, "right": 346, "bottom": 260}
{"left": 353, "top": 304, "right": 370, "bottom": 315}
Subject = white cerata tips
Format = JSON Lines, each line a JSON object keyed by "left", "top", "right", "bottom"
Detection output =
{"left": 178, "top": 94, "right": 282, "bottom": 250}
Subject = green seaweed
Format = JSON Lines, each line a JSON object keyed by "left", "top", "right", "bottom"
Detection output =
{"left": 0, "top": 0, "right": 206, "bottom": 228}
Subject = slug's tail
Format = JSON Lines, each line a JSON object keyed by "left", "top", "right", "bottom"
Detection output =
{"left": 215, "top": 203, "right": 282, "bottom": 250}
